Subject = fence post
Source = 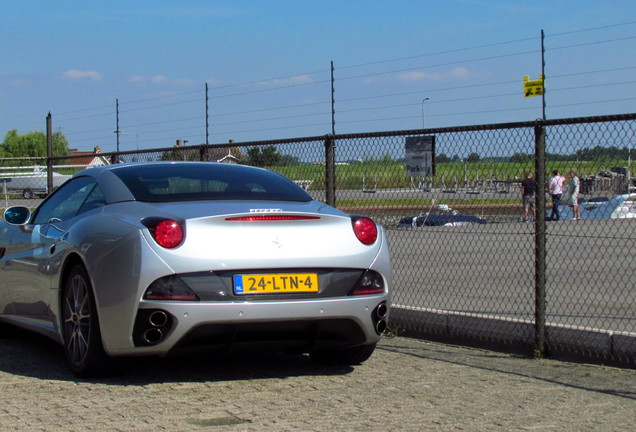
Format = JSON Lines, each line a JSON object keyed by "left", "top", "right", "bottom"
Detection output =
{"left": 324, "top": 135, "right": 336, "bottom": 207}
{"left": 46, "top": 112, "right": 53, "bottom": 193}
{"left": 534, "top": 121, "right": 547, "bottom": 356}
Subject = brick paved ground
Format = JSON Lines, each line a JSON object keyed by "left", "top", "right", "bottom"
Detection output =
{"left": 0, "top": 330, "right": 634, "bottom": 431}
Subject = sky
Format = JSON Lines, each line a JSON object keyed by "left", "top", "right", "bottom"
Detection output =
{"left": 2, "top": 1, "right": 635, "bottom": 153}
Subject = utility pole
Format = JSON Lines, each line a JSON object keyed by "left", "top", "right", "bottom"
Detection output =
{"left": 331, "top": 61, "right": 335, "bottom": 135}
{"left": 541, "top": 29, "right": 546, "bottom": 121}
{"left": 421, "top": 97, "right": 430, "bottom": 129}
{"left": 46, "top": 112, "right": 53, "bottom": 194}
{"left": 115, "top": 98, "right": 120, "bottom": 153}
{"left": 205, "top": 82, "right": 209, "bottom": 146}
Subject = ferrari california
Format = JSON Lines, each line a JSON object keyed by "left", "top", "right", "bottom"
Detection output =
{"left": 0, "top": 162, "right": 391, "bottom": 377}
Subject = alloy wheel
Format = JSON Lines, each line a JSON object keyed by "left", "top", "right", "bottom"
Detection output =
{"left": 63, "top": 272, "right": 92, "bottom": 368}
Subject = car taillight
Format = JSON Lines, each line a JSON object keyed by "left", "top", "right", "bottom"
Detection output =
{"left": 350, "top": 270, "right": 385, "bottom": 295}
{"left": 153, "top": 219, "right": 184, "bottom": 248}
{"left": 144, "top": 276, "right": 199, "bottom": 301}
{"left": 351, "top": 216, "right": 378, "bottom": 245}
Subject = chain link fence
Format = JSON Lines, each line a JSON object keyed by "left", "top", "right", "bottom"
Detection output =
{"left": 3, "top": 113, "right": 635, "bottom": 365}
{"left": 332, "top": 116, "right": 636, "bottom": 366}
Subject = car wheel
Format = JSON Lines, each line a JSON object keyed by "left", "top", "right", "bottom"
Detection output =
{"left": 310, "top": 343, "right": 377, "bottom": 366}
{"left": 62, "top": 265, "right": 113, "bottom": 377}
{"left": 22, "top": 189, "right": 33, "bottom": 199}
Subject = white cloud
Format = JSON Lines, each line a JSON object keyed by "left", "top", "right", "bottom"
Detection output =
{"left": 252, "top": 75, "right": 314, "bottom": 87}
{"left": 128, "top": 75, "right": 145, "bottom": 83}
{"left": 206, "top": 78, "right": 222, "bottom": 86}
{"left": 450, "top": 67, "right": 471, "bottom": 79}
{"left": 151, "top": 75, "right": 168, "bottom": 84}
{"left": 174, "top": 78, "right": 194, "bottom": 87}
{"left": 395, "top": 67, "right": 474, "bottom": 83}
{"left": 396, "top": 71, "right": 437, "bottom": 82}
{"left": 63, "top": 69, "right": 102, "bottom": 81}
{"left": 127, "top": 74, "right": 193, "bottom": 87}
{"left": 286, "top": 75, "right": 314, "bottom": 85}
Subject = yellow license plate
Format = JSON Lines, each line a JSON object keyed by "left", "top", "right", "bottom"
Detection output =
{"left": 234, "top": 273, "right": 319, "bottom": 294}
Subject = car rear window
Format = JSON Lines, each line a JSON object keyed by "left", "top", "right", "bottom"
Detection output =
{"left": 111, "top": 163, "right": 312, "bottom": 202}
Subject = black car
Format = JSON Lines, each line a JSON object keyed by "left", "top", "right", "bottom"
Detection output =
{"left": 398, "top": 204, "right": 487, "bottom": 227}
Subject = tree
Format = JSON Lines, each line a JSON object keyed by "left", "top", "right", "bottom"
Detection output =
{"left": 246, "top": 145, "right": 281, "bottom": 167}
{"left": 159, "top": 148, "right": 198, "bottom": 161}
{"left": 574, "top": 145, "right": 630, "bottom": 161}
{"left": 1, "top": 129, "right": 70, "bottom": 158}
{"left": 510, "top": 152, "right": 533, "bottom": 163}
{"left": 279, "top": 154, "right": 300, "bottom": 166}
{"left": 466, "top": 152, "right": 481, "bottom": 162}
{"left": 436, "top": 153, "right": 451, "bottom": 163}
{"left": 380, "top": 153, "right": 397, "bottom": 163}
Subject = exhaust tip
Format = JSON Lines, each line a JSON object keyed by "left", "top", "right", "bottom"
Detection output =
{"left": 143, "top": 328, "right": 164, "bottom": 344}
{"left": 376, "top": 303, "right": 388, "bottom": 319}
{"left": 133, "top": 309, "right": 173, "bottom": 347}
{"left": 372, "top": 303, "right": 389, "bottom": 334}
{"left": 148, "top": 310, "right": 169, "bottom": 327}
{"left": 375, "top": 319, "right": 387, "bottom": 334}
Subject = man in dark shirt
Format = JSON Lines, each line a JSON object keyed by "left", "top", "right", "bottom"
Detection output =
{"left": 521, "top": 171, "right": 537, "bottom": 221}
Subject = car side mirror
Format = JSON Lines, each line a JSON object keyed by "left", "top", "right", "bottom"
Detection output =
{"left": 3, "top": 206, "right": 31, "bottom": 225}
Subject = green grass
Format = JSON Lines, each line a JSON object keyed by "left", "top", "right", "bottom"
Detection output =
{"left": 335, "top": 197, "right": 520, "bottom": 209}
{"left": 270, "top": 159, "right": 630, "bottom": 191}
{"left": 2, "top": 159, "right": 628, "bottom": 214}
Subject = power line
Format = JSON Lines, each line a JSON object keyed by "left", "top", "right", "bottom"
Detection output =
{"left": 548, "top": 21, "right": 636, "bottom": 37}
{"left": 44, "top": 22, "right": 635, "bottom": 148}
{"left": 336, "top": 37, "right": 538, "bottom": 71}
{"left": 549, "top": 35, "right": 636, "bottom": 51}
{"left": 338, "top": 50, "right": 538, "bottom": 82}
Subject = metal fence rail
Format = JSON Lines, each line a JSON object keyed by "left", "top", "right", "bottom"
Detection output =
{"left": 3, "top": 113, "right": 635, "bottom": 365}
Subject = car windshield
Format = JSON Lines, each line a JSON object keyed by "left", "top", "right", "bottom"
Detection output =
{"left": 111, "top": 163, "right": 312, "bottom": 202}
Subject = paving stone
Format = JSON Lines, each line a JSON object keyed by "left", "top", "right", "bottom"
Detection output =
{"left": 0, "top": 331, "right": 634, "bottom": 431}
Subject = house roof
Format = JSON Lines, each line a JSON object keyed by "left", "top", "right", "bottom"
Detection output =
{"left": 202, "top": 146, "right": 243, "bottom": 163}
{"left": 66, "top": 148, "right": 111, "bottom": 167}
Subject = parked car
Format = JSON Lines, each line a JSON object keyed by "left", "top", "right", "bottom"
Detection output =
{"left": 0, "top": 162, "right": 391, "bottom": 377}
{"left": 398, "top": 204, "right": 487, "bottom": 227}
{"left": 0, "top": 171, "right": 72, "bottom": 198}
{"left": 549, "top": 193, "right": 636, "bottom": 220}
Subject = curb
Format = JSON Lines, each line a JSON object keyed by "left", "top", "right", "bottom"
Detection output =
{"left": 391, "top": 305, "right": 636, "bottom": 366}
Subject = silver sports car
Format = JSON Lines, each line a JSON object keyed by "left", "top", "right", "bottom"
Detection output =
{"left": 0, "top": 162, "right": 391, "bottom": 377}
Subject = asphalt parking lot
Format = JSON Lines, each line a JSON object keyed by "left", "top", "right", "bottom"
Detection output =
{"left": 0, "top": 330, "right": 634, "bottom": 432}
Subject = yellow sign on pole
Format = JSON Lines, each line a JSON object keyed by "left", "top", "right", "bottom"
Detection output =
{"left": 523, "top": 74, "right": 544, "bottom": 97}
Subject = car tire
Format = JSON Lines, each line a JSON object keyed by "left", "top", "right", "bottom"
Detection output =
{"left": 310, "top": 343, "right": 377, "bottom": 366}
{"left": 22, "top": 189, "right": 33, "bottom": 199}
{"left": 62, "top": 265, "right": 114, "bottom": 377}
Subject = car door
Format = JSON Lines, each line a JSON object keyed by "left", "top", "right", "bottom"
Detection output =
{"left": 0, "top": 216, "right": 19, "bottom": 316}
{"left": 4, "top": 176, "right": 98, "bottom": 318}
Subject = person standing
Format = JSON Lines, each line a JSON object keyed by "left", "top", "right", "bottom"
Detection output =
{"left": 521, "top": 171, "right": 537, "bottom": 221}
{"left": 548, "top": 170, "right": 565, "bottom": 220}
{"left": 564, "top": 170, "right": 581, "bottom": 220}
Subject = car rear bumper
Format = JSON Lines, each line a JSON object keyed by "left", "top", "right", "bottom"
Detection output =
{"left": 104, "top": 295, "right": 389, "bottom": 356}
